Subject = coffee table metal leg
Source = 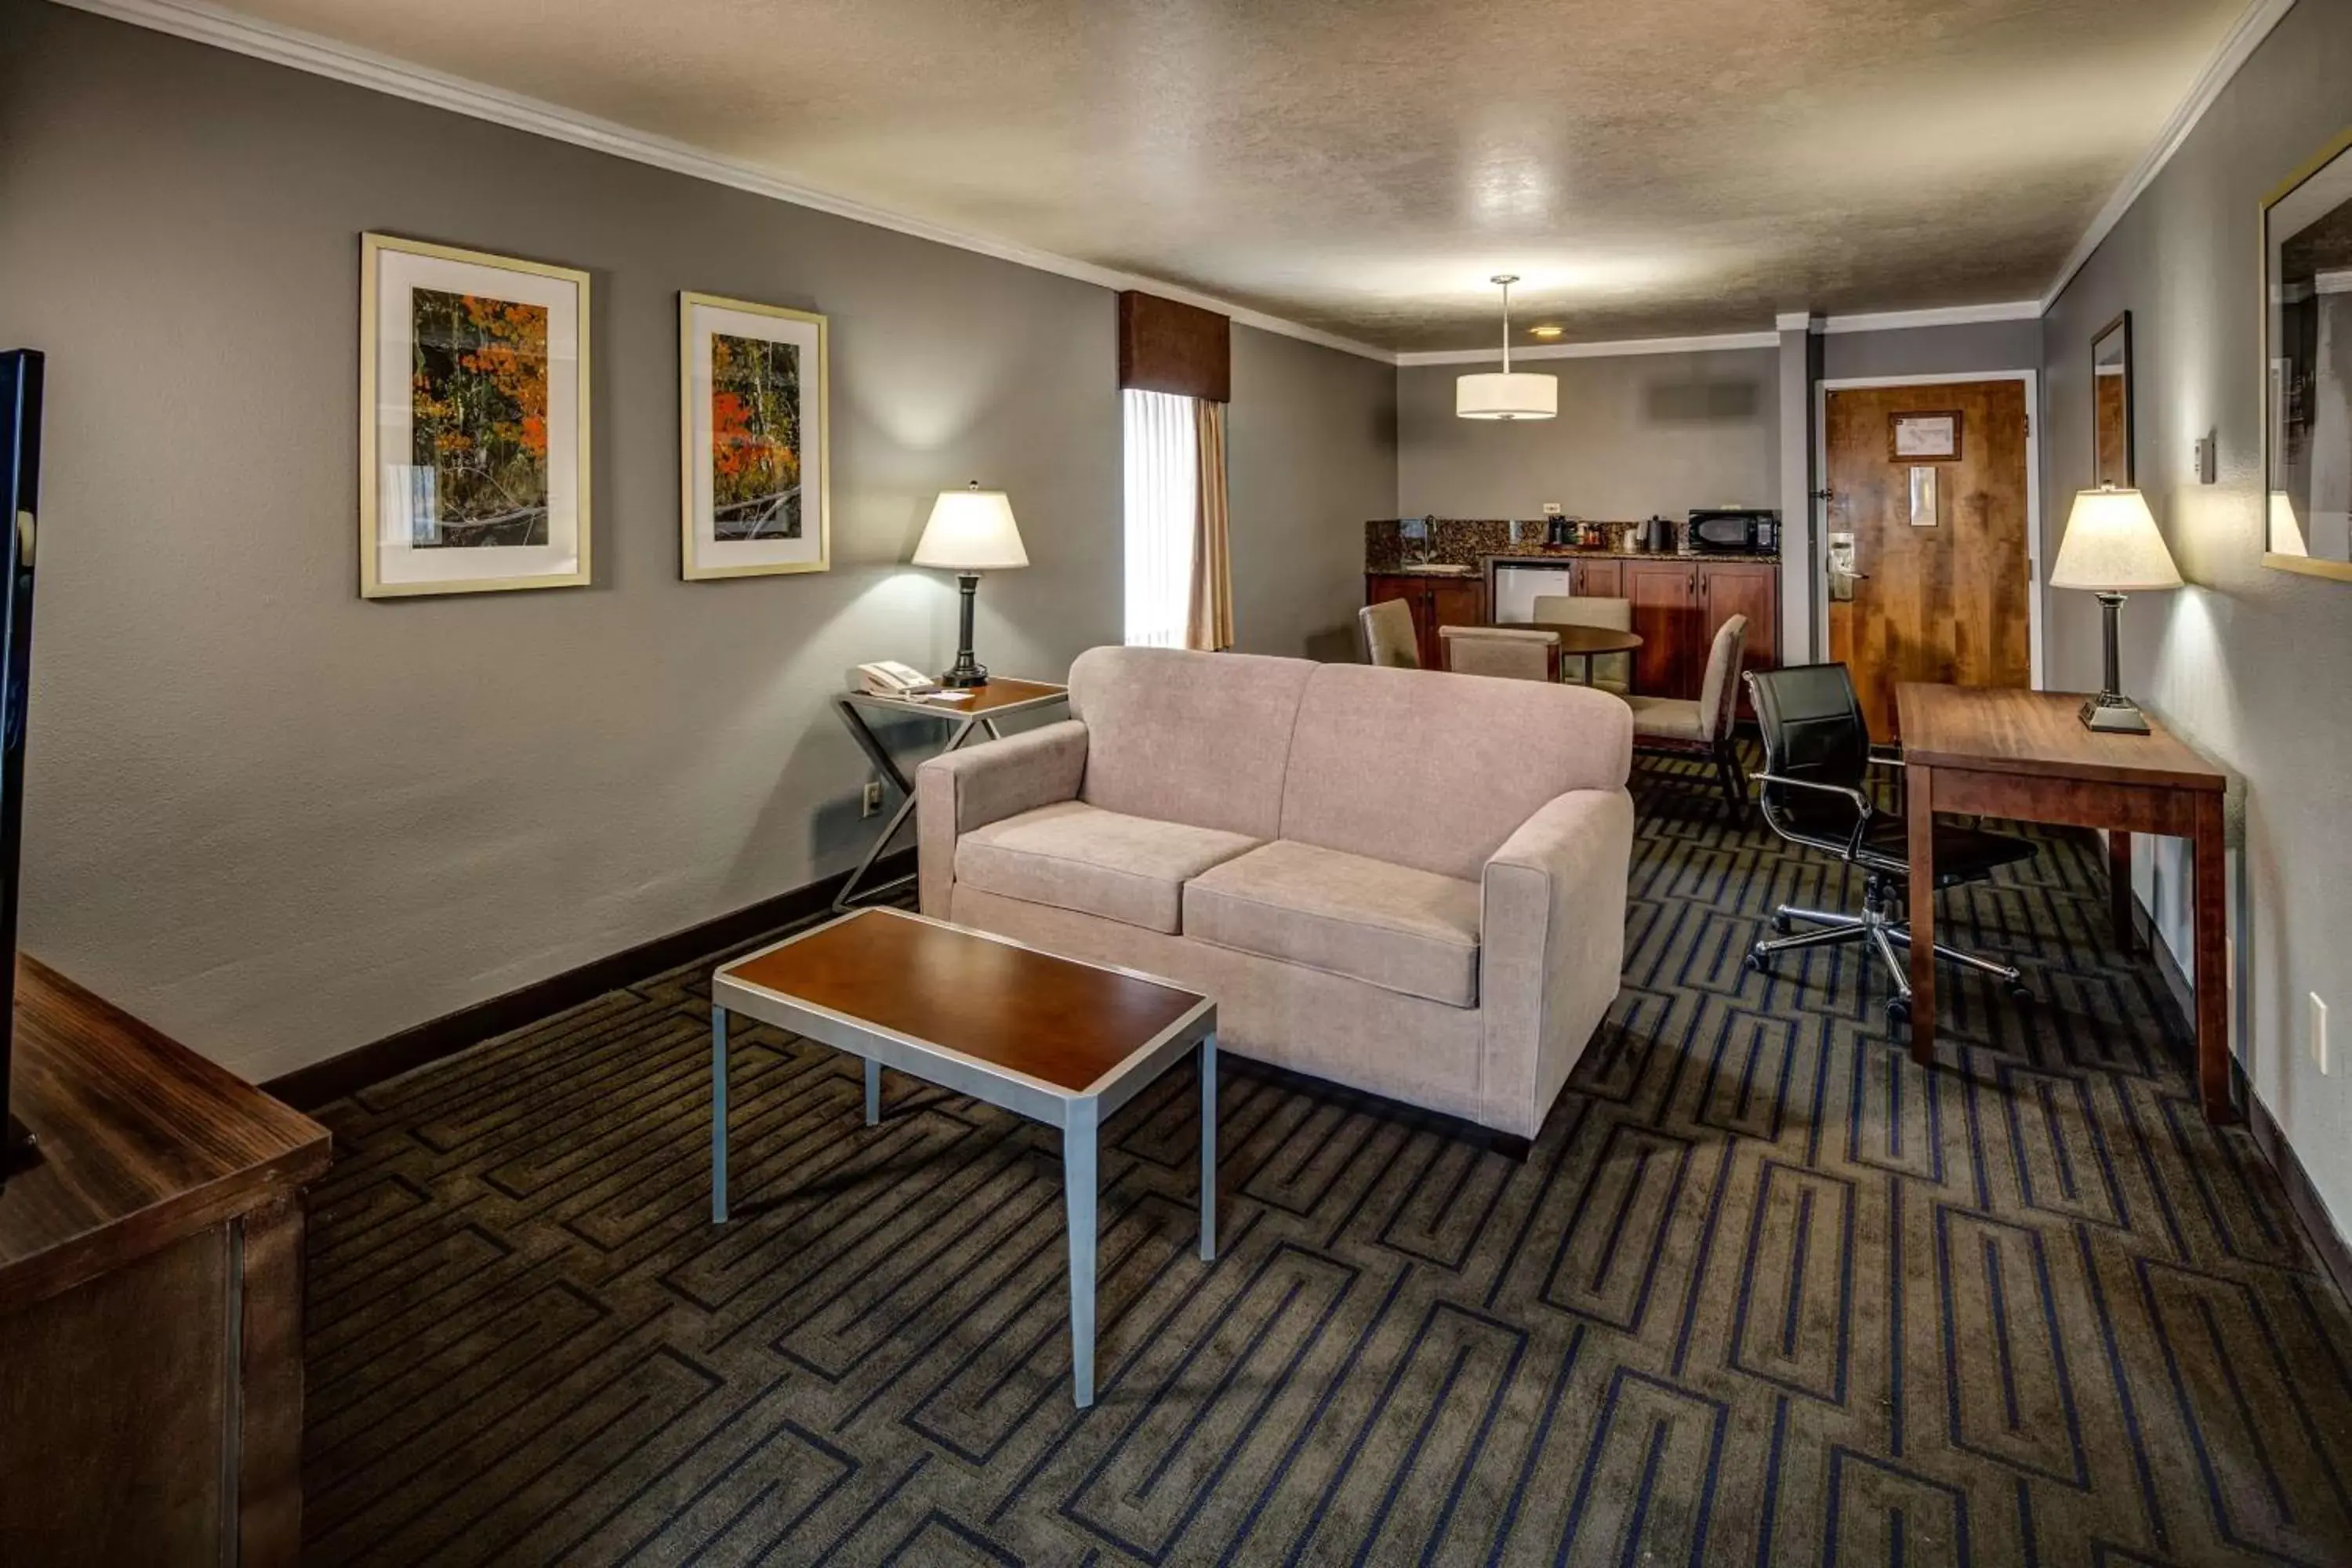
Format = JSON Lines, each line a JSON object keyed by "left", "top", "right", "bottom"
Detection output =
{"left": 1065, "top": 1098, "right": 1099, "bottom": 1408}
{"left": 865, "top": 1058, "right": 881, "bottom": 1126}
{"left": 710, "top": 1005, "right": 729, "bottom": 1224}
{"left": 1199, "top": 1035, "right": 1218, "bottom": 1262}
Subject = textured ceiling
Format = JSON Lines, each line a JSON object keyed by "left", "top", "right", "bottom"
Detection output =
{"left": 219, "top": 0, "right": 2251, "bottom": 350}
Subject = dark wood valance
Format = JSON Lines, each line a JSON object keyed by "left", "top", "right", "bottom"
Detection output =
{"left": 1118, "top": 292, "right": 1230, "bottom": 403}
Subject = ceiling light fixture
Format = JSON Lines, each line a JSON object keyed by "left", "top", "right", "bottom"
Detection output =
{"left": 1528, "top": 325, "right": 1564, "bottom": 339}
{"left": 1456, "top": 275, "right": 1558, "bottom": 421}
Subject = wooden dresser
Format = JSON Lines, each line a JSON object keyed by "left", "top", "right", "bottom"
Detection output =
{"left": 0, "top": 957, "right": 330, "bottom": 1566}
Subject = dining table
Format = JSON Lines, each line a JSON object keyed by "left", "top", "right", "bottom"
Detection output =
{"left": 1481, "top": 619, "right": 1645, "bottom": 687}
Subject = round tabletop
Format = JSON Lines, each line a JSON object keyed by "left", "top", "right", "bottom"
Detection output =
{"left": 1482, "top": 621, "right": 1645, "bottom": 655}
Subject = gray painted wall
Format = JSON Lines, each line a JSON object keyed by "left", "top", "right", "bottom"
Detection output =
{"left": 2042, "top": 0, "right": 2352, "bottom": 1237}
{"left": 1395, "top": 348, "right": 1779, "bottom": 520}
{"left": 1229, "top": 328, "right": 1397, "bottom": 663}
{"left": 1818, "top": 319, "right": 2042, "bottom": 382}
{"left": 0, "top": 1, "right": 1392, "bottom": 1080}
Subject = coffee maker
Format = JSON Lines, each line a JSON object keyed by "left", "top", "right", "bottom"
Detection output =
{"left": 1545, "top": 514, "right": 1573, "bottom": 547}
{"left": 1642, "top": 515, "right": 1677, "bottom": 553}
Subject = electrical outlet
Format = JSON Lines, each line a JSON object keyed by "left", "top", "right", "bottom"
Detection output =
{"left": 1541, "top": 503, "right": 1563, "bottom": 517}
{"left": 861, "top": 779, "right": 884, "bottom": 818}
{"left": 2314, "top": 993, "right": 2330, "bottom": 1075}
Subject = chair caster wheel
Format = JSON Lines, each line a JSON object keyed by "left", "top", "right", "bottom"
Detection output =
{"left": 1744, "top": 949, "right": 1768, "bottom": 975}
{"left": 1886, "top": 997, "right": 1911, "bottom": 1029}
{"left": 2009, "top": 982, "right": 2036, "bottom": 1004}
{"left": 1769, "top": 913, "right": 1793, "bottom": 935}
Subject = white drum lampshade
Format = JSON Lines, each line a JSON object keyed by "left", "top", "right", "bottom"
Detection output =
{"left": 1456, "top": 371, "right": 1559, "bottom": 420}
{"left": 1455, "top": 274, "right": 1557, "bottom": 422}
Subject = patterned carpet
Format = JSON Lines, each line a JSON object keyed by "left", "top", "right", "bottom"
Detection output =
{"left": 302, "top": 757, "right": 2352, "bottom": 1566}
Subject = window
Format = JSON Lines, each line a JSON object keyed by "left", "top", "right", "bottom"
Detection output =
{"left": 1123, "top": 388, "right": 1196, "bottom": 647}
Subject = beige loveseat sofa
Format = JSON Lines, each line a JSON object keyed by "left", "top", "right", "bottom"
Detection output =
{"left": 916, "top": 646, "right": 1634, "bottom": 1141}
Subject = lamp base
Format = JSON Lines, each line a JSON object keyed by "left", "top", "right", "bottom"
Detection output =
{"left": 2079, "top": 695, "right": 2151, "bottom": 734}
{"left": 938, "top": 659, "right": 989, "bottom": 689}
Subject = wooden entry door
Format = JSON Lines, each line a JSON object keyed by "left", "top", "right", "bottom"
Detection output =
{"left": 1824, "top": 379, "right": 2032, "bottom": 740}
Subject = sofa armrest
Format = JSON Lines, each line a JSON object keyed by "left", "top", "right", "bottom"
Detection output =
{"left": 1478, "top": 787, "right": 1635, "bottom": 1139}
{"left": 916, "top": 719, "right": 1089, "bottom": 917}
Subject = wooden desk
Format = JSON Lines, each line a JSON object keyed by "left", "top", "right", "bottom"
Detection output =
{"left": 0, "top": 958, "right": 331, "bottom": 1564}
{"left": 1896, "top": 684, "right": 2231, "bottom": 1120}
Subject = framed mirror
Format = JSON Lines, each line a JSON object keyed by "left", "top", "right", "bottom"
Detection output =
{"left": 2263, "top": 127, "right": 2352, "bottom": 580}
{"left": 2092, "top": 311, "right": 2132, "bottom": 487}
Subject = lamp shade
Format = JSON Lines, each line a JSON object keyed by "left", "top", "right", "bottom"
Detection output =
{"left": 913, "top": 483, "right": 1028, "bottom": 570}
{"left": 1455, "top": 372, "right": 1559, "bottom": 420}
{"left": 2049, "top": 486, "right": 2183, "bottom": 592}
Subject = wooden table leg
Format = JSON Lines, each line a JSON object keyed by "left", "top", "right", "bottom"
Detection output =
{"left": 2109, "top": 830, "right": 2136, "bottom": 953}
{"left": 2194, "top": 793, "right": 2235, "bottom": 1123}
{"left": 1907, "top": 764, "right": 1937, "bottom": 1064}
{"left": 238, "top": 1193, "right": 307, "bottom": 1567}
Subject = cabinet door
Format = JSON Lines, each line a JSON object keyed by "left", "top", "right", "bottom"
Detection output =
{"left": 1699, "top": 563, "right": 1777, "bottom": 671}
{"left": 1624, "top": 561, "right": 1700, "bottom": 697}
{"left": 1698, "top": 561, "right": 1778, "bottom": 720}
{"left": 1425, "top": 578, "right": 1484, "bottom": 669}
{"left": 1572, "top": 558, "right": 1623, "bottom": 599}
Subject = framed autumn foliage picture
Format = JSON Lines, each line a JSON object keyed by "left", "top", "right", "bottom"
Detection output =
{"left": 680, "top": 292, "right": 829, "bottom": 579}
{"left": 359, "top": 234, "right": 590, "bottom": 597}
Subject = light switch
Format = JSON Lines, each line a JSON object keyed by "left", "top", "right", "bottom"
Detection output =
{"left": 2194, "top": 435, "right": 2217, "bottom": 484}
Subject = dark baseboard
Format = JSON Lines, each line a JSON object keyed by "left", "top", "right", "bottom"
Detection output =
{"left": 263, "top": 850, "right": 913, "bottom": 1111}
{"left": 2132, "top": 899, "right": 2352, "bottom": 1308}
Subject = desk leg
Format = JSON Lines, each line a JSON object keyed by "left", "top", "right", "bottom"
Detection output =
{"left": 238, "top": 1193, "right": 307, "bottom": 1568}
{"left": 1907, "top": 764, "right": 1937, "bottom": 1065}
{"left": 1199, "top": 1035, "right": 1218, "bottom": 1262}
{"left": 2110, "top": 831, "right": 2136, "bottom": 953}
{"left": 711, "top": 1005, "right": 729, "bottom": 1223}
{"left": 865, "top": 1057, "right": 881, "bottom": 1127}
{"left": 2194, "top": 793, "right": 2235, "bottom": 1123}
{"left": 1065, "top": 1099, "right": 1100, "bottom": 1409}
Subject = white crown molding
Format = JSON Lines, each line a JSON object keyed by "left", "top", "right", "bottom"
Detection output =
{"left": 1396, "top": 330, "right": 1779, "bottom": 367}
{"left": 1818, "top": 301, "right": 2042, "bottom": 334}
{"left": 49, "top": 0, "right": 1397, "bottom": 365}
{"left": 2040, "top": 0, "right": 2296, "bottom": 310}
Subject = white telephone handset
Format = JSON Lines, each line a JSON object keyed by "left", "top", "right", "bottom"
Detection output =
{"left": 857, "top": 660, "right": 938, "bottom": 697}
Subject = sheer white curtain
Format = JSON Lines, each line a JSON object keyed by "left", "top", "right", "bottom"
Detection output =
{"left": 1123, "top": 388, "right": 1197, "bottom": 648}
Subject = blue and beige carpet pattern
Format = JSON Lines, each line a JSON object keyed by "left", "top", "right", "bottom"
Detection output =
{"left": 303, "top": 760, "right": 2352, "bottom": 1565}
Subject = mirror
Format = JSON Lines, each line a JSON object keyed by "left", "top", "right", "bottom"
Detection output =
{"left": 2264, "top": 128, "right": 2352, "bottom": 579}
{"left": 2092, "top": 311, "right": 2132, "bottom": 487}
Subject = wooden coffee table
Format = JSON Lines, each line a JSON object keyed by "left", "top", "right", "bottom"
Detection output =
{"left": 708, "top": 907, "right": 1218, "bottom": 1407}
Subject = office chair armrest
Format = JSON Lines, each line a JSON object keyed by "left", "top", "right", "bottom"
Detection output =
{"left": 1748, "top": 771, "right": 1875, "bottom": 860}
{"left": 1867, "top": 744, "right": 1904, "bottom": 771}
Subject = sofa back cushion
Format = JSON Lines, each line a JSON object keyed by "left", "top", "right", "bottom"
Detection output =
{"left": 1067, "top": 645, "right": 1314, "bottom": 839}
{"left": 1280, "top": 664, "right": 1633, "bottom": 881}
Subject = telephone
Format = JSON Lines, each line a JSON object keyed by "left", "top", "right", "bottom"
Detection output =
{"left": 857, "top": 660, "right": 938, "bottom": 697}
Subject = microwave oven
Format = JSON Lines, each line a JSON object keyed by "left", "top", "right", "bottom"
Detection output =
{"left": 1688, "top": 508, "right": 1778, "bottom": 554}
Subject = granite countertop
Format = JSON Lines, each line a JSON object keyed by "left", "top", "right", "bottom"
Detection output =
{"left": 1372, "top": 548, "right": 1779, "bottom": 572}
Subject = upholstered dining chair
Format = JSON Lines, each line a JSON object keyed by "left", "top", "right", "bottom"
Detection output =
{"left": 1531, "top": 593, "right": 1632, "bottom": 695}
{"left": 1359, "top": 599, "right": 1421, "bottom": 669}
{"left": 1625, "top": 614, "right": 1748, "bottom": 816}
{"left": 1438, "top": 624, "right": 1559, "bottom": 681}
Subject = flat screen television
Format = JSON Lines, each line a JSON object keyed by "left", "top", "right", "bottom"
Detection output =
{"left": 0, "top": 349, "right": 44, "bottom": 1185}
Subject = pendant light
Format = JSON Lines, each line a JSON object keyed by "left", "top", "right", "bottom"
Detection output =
{"left": 1456, "top": 274, "right": 1558, "bottom": 420}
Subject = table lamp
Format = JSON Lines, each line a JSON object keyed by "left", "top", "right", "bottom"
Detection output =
{"left": 913, "top": 481, "right": 1029, "bottom": 688}
{"left": 2049, "top": 485, "right": 2182, "bottom": 734}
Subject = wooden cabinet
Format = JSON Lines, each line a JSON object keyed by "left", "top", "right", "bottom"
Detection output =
{"left": 1367, "top": 561, "right": 1774, "bottom": 702}
{"left": 0, "top": 960, "right": 330, "bottom": 1566}
{"left": 1621, "top": 558, "right": 1782, "bottom": 706}
{"left": 1624, "top": 560, "right": 1701, "bottom": 699}
{"left": 1364, "top": 572, "right": 1486, "bottom": 670}
{"left": 1571, "top": 558, "right": 1622, "bottom": 598}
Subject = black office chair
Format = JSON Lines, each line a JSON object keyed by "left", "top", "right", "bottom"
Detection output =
{"left": 1742, "top": 664, "right": 2034, "bottom": 1027}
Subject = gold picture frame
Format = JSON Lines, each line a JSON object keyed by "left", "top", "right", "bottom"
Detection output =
{"left": 2261, "top": 125, "right": 2352, "bottom": 583}
{"left": 358, "top": 234, "right": 592, "bottom": 598}
{"left": 679, "top": 292, "right": 830, "bottom": 580}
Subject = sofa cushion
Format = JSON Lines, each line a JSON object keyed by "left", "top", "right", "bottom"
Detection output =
{"left": 1279, "top": 662, "right": 1633, "bottom": 882}
{"left": 1183, "top": 840, "right": 1482, "bottom": 1007}
{"left": 1067, "top": 646, "right": 1313, "bottom": 840}
{"left": 955, "top": 800, "right": 1259, "bottom": 934}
